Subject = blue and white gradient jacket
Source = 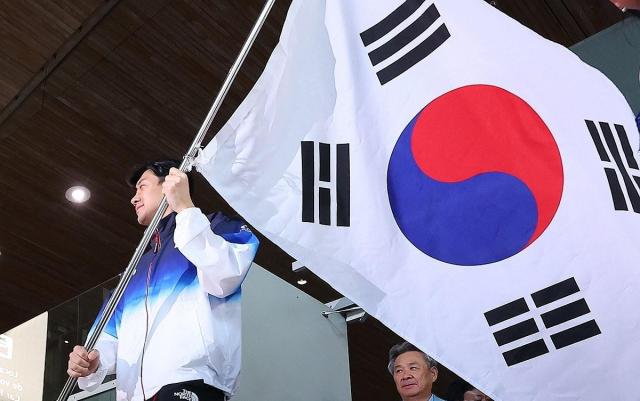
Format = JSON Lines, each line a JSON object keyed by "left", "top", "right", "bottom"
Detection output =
{"left": 78, "top": 208, "right": 259, "bottom": 401}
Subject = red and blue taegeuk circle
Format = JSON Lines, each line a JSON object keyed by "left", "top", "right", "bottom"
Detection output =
{"left": 387, "top": 85, "right": 563, "bottom": 266}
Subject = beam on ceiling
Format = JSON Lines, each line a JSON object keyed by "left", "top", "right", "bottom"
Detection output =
{"left": 0, "top": 0, "right": 123, "bottom": 129}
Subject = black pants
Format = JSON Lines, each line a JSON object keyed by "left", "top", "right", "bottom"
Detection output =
{"left": 147, "top": 380, "right": 225, "bottom": 401}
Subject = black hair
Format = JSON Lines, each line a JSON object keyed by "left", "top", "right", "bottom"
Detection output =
{"left": 387, "top": 341, "right": 438, "bottom": 375}
{"left": 446, "top": 379, "right": 474, "bottom": 401}
{"left": 127, "top": 159, "right": 194, "bottom": 194}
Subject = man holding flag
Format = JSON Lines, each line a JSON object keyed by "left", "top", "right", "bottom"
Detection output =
{"left": 196, "top": 0, "right": 640, "bottom": 399}
{"left": 67, "top": 160, "right": 259, "bottom": 401}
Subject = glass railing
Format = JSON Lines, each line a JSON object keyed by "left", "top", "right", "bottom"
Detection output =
{"left": 4, "top": 264, "right": 355, "bottom": 401}
{"left": 42, "top": 276, "right": 119, "bottom": 401}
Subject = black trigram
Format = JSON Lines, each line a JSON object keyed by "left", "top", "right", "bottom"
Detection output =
{"left": 360, "top": 0, "right": 450, "bottom": 85}
{"left": 301, "top": 141, "right": 350, "bottom": 226}
{"left": 586, "top": 120, "right": 640, "bottom": 213}
{"left": 484, "top": 278, "right": 601, "bottom": 367}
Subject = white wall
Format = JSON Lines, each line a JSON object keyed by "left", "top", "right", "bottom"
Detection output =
{"left": 0, "top": 312, "right": 48, "bottom": 401}
{"left": 233, "top": 264, "right": 352, "bottom": 401}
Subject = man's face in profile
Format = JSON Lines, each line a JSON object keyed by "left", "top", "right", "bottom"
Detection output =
{"left": 131, "top": 169, "right": 164, "bottom": 226}
{"left": 392, "top": 351, "right": 438, "bottom": 400}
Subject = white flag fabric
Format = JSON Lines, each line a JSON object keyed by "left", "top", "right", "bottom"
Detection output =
{"left": 196, "top": 1, "right": 640, "bottom": 399}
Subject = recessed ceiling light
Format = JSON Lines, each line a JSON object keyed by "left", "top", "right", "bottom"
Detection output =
{"left": 64, "top": 340, "right": 69, "bottom": 344}
{"left": 65, "top": 186, "right": 91, "bottom": 203}
{"left": 297, "top": 279, "right": 307, "bottom": 285}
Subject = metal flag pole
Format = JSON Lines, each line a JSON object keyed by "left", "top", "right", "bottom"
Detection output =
{"left": 56, "top": 0, "right": 276, "bottom": 399}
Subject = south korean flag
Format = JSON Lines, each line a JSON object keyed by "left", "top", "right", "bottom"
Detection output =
{"left": 196, "top": 1, "right": 640, "bottom": 400}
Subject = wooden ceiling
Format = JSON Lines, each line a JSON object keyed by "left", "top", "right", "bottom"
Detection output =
{"left": 0, "top": 0, "right": 626, "bottom": 400}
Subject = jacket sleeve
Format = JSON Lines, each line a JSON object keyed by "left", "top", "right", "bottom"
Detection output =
{"left": 77, "top": 296, "right": 120, "bottom": 391}
{"left": 173, "top": 207, "right": 259, "bottom": 298}
{"left": 76, "top": 332, "right": 117, "bottom": 391}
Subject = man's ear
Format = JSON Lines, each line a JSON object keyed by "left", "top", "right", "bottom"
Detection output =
{"left": 431, "top": 367, "right": 438, "bottom": 382}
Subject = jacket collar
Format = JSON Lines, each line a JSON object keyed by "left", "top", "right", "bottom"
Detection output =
{"left": 157, "top": 212, "right": 176, "bottom": 238}
{"left": 145, "top": 212, "right": 176, "bottom": 251}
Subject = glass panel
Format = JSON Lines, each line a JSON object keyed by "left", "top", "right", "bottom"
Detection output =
{"left": 42, "top": 276, "right": 119, "bottom": 401}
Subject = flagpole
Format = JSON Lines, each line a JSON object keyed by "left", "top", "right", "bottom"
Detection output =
{"left": 56, "top": 1, "right": 277, "bottom": 400}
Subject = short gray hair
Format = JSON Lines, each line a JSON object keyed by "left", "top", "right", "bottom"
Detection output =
{"left": 388, "top": 341, "right": 438, "bottom": 375}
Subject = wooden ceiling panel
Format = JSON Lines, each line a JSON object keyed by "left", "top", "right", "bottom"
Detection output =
{"left": 0, "top": 14, "right": 46, "bottom": 70}
{"left": 489, "top": 0, "right": 623, "bottom": 46}
{"left": 0, "top": 0, "right": 103, "bottom": 109}
{"left": 0, "top": 51, "right": 32, "bottom": 106}
{"left": 560, "top": 0, "right": 624, "bottom": 36}
{"left": 491, "top": 2, "right": 579, "bottom": 45}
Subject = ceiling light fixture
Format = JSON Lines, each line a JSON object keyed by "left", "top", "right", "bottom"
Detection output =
{"left": 297, "top": 279, "right": 307, "bottom": 285}
{"left": 65, "top": 186, "right": 91, "bottom": 203}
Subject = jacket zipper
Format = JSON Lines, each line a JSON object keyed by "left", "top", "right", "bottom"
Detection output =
{"left": 140, "top": 229, "right": 161, "bottom": 400}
